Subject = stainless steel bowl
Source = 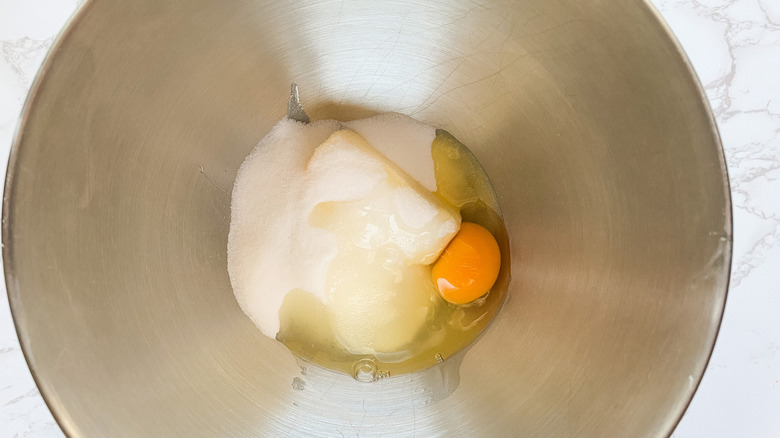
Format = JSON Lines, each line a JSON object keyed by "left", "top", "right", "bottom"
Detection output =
{"left": 3, "top": 0, "right": 731, "bottom": 436}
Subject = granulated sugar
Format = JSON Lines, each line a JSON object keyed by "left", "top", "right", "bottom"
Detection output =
{"left": 227, "top": 114, "right": 458, "bottom": 342}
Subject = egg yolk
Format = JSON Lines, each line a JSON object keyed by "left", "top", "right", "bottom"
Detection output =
{"left": 431, "top": 222, "right": 501, "bottom": 305}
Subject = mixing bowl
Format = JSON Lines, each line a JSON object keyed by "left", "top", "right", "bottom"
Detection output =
{"left": 3, "top": 0, "right": 731, "bottom": 436}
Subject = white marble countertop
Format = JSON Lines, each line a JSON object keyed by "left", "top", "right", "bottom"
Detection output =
{"left": 1, "top": 0, "right": 778, "bottom": 436}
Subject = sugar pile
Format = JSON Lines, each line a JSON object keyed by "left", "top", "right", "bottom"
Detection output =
{"left": 227, "top": 113, "right": 461, "bottom": 346}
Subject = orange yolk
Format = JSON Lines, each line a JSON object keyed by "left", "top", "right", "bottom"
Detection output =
{"left": 431, "top": 222, "right": 501, "bottom": 305}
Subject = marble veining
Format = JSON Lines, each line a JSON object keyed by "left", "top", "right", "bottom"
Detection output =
{"left": 0, "top": 0, "right": 778, "bottom": 437}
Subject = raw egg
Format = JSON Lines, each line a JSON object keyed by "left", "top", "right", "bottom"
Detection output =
{"left": 432, "top": 222, "right": 501, "bottom": 305}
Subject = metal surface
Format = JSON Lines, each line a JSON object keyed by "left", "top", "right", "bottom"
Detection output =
{"left": 3, "top": 0, "right": 731, "bottom": 436}
{"left": 287, "top": 82, "right": 310, "bottom": 123}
